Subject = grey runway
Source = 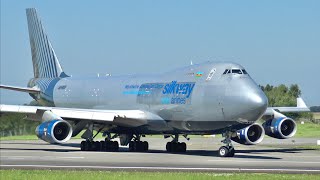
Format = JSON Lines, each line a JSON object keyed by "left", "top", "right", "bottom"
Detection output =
{"left": 1, "top": 137, "right": 319, "bottom": 173}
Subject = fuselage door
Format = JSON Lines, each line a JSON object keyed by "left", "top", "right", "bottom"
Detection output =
{"left": 206, "top": 68, "right": 216, "bottom": 81}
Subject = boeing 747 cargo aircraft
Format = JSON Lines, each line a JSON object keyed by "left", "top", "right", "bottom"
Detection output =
{"left": 0, "top": 8, "right": 310, "bottom": 157}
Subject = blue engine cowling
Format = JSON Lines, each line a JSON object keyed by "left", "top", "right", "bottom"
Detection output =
{"left": 262, "top": 117, "right": 297, "bottom": 139}
{"left": 231, "top": 123, "right": 265, "bottom": 145}
{"left": 35, "top": 120, "right": 73, "bottom": 144}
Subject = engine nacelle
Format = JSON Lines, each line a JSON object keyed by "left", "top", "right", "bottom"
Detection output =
{"left": 231, "top": 123, "right": 265, "bottom": 145}
{"left": 36, "top": 119, "right": 73, "bottom": 144}
{"left": 262, "top": 117, "right": 297, "bottom": 139}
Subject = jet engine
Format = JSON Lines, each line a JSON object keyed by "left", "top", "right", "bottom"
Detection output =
{"left": 262, "top": 117, "right": 297, "bottom": 139}
{"left": 231, "top": 123, "right": 265, "bottom": 145}
{"left": 36, "top": 119, "right": 73, "bottom": 144}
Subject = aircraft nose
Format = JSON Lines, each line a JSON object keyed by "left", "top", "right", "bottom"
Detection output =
{"left": 233, "top": 83, "right": 268, "bottom": 122}
{"left": 246, "top": 89, "right": 268, "bottom": 118}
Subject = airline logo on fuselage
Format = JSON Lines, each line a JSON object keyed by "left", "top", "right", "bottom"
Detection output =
{"left": 125, "top": 81, "right": 196, "bottom": 105}
{"left": 162, "top": 81, "right": 195, "bottom": 98}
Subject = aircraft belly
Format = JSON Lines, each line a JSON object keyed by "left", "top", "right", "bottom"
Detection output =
{"left": 104, "top": 120, "right": 247, "bottom": 134}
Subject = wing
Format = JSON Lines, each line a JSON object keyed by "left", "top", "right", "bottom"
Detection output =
{"left": 0, "top": 104, "right": 164, "bottom": 127}
{"left": 264, "top": 97, "right": 310, "bottom": 116}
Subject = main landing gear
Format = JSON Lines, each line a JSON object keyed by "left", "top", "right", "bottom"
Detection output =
{"left": 80, "top": 139, "right": 119, "bottom": 151}
{"left": 218, "top": 131, "right": 235, "bottom": 157}
{"left": 128, "top": 135, "right": 149, "bottom": 152}
{"left": 80, "top": 130, "right": 119, "bottom": 152}
{"left": 166, "top": 135, "right": 187, "bottom": 153}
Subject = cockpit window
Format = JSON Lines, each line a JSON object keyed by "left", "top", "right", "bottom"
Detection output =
{"left": 223, "top": 69, "right": 230, "bottom": 74}
{"left": 231, "top": 69, "right": 242, "bottom": 74}
{"left": 223, "top": 68, "right": 248, "bottom": 75}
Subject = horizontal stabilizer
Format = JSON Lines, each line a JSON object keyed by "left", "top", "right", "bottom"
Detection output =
{"left": 0, "top": 84, "right": 40, "bottom": 94}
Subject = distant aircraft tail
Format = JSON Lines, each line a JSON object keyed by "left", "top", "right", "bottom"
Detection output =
{"left": 26, "top": 8, "right": 68, "bottom": 78}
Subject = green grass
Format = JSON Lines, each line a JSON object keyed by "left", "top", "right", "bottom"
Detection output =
{"left": 292, "top": 145, "right": 320, "bottom": 150}
{"left": 0, "top": 134, "right": 38, "bottom": 140}
{"left": 0, "top": 170, "right": 319, "bottom": 180}
{"left": 295, "top": 122, "right": 320, "bottom": 138}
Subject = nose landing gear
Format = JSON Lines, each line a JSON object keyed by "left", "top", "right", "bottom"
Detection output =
{"left": 218, "top": 131, "right": 235, "bottom": 157}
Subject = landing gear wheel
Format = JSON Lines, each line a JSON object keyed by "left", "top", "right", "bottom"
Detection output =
{"left": 80, "top": 140, "right": 119, "bottom": 152}
{"left": 104, "top": 141, "right": 119, "bottom": 151}
{"left": 100, "top": 141, "right": 106, "bottom": 151}
{"left": 80, "top": 141, "right": 85, "bottom": 151}
{"left": 219, "top": 131, "right": 236, "bottom": 157}
{"left": 180, "top": 142, "right": 187, "bottom": 152}
{"left": 112, "top": 141, "right": 119, "bottom": 152}
{"left": 129, "top": 141, "right": 134, "bottom": 152}
{"left": 218, "top": 146, "right": 235, "bottom": 157}
{"left": 228, "top": 147, "right": 235, "bottom": 157}
{"left": 166, "top": 142, "right": 172, "bottom": 152}
{"left": 218, "top": 146, "right": 229, "bottom": 157}
{"left": 142, "top": 141, "right": 149, "bottom": 151}
{"left": 94, "top": 141, "right": 101, "bottom": 151}
{"left": 84, "top": 141, "right": 91, "bottom": 151}
{"left": 128, "top": 141, "right": 149, "bottom": 152}
{"left": 166, "top": 142, "right": 187, "bottom": 153}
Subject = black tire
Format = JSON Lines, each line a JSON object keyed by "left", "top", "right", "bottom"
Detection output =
{"left": 101, "top": 141, "right": 106, "bottom": 151}
{"left": 174, "top": 143, "right": 180, "bottom": 152}
{"left": 80, "top": 141, "right": 85, "bottom": 151}
{"left": 113, "top": 141, "right": 119, "bottom": 151}
{"left": 109, "top": 141, "right": 115, "bottom": 151}
{"left": 166, "top": 142, "right": 172, "bottom": 152}
{"left": 136, "top": 141, "right": 143, "bottom": 152}
{"left": 105, "top": 141, "right": 115, "bottom": 151}
{"left": 95, "top": 141, "right": 101, "bottom": 151}
{"left": 85, "top": 141, "right": 91, "bottom": 151}
{"left": 143, "top": 141, "right": 149, "bottom": 151}
{"left": 180, "top": 142, "right": 187, "bottom": 152}
{"left": 172, "top": 142, "right": 178, "bottom": 152}
{"left": 228, "top": 147, "right": 235, "bottom": 157}
{"left": 129, "top": 141, "right": 134, "bottom": 152}
{"left": 93, "top": 141, "right": 99, "bottom": 151}
{"left": 105, "top": 141, "right": 110, "bottom": 151}
{"left": 218, "top": 146, "right": 229, "bottom": 157}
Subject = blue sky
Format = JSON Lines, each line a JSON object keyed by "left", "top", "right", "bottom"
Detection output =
{"left": 1, "top": 0, "right": 319, "bottom": 106}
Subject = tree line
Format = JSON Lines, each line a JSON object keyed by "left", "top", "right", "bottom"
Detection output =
{"left": 260, "top": 84, "right": 314, "bottom": 121}
{"left": 0, "top": 113, "right": 39, "bottom": 137}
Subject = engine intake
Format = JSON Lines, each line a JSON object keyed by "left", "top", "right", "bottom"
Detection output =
{"left": 231, "top": 123, "right": 265, "bottom": 145}
{"left": 36, "top": 119, "right": 72, "bottom": 144}
{"left": 262, "top": 117, "right": 297, "bottom": 139}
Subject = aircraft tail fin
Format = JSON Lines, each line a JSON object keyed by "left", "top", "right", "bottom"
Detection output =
{"left": 26, "top": 8, "right": 68, "bottom": 78}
